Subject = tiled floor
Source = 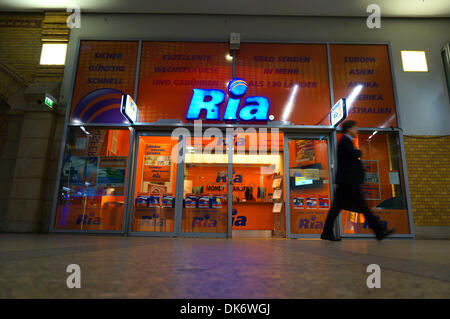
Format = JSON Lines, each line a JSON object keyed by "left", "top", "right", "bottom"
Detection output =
{"left": 0, "top": 234, "right": 449, "bottom": 298}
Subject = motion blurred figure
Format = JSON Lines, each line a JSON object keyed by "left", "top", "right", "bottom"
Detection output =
{"left": 321, "top": 120, "right": 395, "bottom": 241}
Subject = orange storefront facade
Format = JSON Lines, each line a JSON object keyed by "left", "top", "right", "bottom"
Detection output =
{"left": 50, "top": 40, "right": 414, "bottom": 238}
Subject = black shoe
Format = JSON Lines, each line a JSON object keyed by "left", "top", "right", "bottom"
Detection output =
{"left": 320, "top": 232, "right": 341, "bottom": 241}
{"left": 376, "top": 228, "right": 396, "bottom": 241}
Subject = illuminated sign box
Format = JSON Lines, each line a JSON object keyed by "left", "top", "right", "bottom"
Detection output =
{"left": 330, "top": 98, "right": 347, "bottom": 127}
{"left": 295, "top": 176, "right": 313, "bottom": 186}
{"left": 186, "top": 78, "right": 270, "bottom": 122}
{"left": 121, "top": 94, "right": 138, "bottom": 123}
{"left": 44, "top": 93, "right": 56, "bottom": 109}
{"left": 401, "top": 50, "right": 428, "bottom": 72}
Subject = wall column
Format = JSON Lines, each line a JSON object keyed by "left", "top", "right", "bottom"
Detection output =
{"left": 4, "top": 110, "right": 56, "bottom": 232}
{"left": 0, "top": 112, "right": 23, "bottom": 231}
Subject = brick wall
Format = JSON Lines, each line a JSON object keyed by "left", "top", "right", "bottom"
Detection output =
{"left": 0, "top": 101, "right": 7, "bottom": 152}
{"left": 403, "top": 135, "right": 450, "bottom": 226}
{"left": 0, "top": 11, "right": 69, "bottom": 232}
{"left": 0, "top": 12, "right": 69, "bottom": 83}
{"left": 0, "top": 13, "right": 44, "bottom": 83}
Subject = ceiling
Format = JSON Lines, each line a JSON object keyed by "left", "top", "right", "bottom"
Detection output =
{"left": 0, "top": 0, "right": 449, "bottom": 18}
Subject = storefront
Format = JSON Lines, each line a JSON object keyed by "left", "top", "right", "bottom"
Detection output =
{"left": 50, "top": 40, "right": 414, "bottom": 238}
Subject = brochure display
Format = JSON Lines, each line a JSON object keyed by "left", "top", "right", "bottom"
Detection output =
{"left": 272, "top": 175, "right": 284, "bottom": 237}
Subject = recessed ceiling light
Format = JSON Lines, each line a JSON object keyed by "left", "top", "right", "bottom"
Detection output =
{"left": 401, "top": 50, "right": 428, "bottom": 72}
{"left": 40, "top": 43, "right": 68, "bottom": 65}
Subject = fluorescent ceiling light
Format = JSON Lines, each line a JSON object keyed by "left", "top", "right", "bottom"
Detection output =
{"left": 401, "top": 50, "right": 428, "bottom": 72}
{"left": 40, "top": 43, "right": 67, "bottom": 65}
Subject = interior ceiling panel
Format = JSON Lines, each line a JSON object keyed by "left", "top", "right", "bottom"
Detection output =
{"left": 0, "top": 0, "right": 449, "bottom": 18}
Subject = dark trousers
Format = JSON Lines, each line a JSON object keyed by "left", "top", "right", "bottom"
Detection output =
{"left": 323, "top": 184, "right": 385, "bottom": 236}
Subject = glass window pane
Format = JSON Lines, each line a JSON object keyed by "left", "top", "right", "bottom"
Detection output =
{"left": 54, "top": 127, "right": 130, "bottom": 231}
{"left": 131, "top": 136, "right": 178, "bottom": 232}
{"left": 339, "top": 131, "right": 411, "bottom": 234}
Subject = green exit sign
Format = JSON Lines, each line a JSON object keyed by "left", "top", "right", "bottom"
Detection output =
{"left": 45, "top": 97, "right": 54, "bottom": 108}
{"left": 44, "top": 93, "right": 56, "bottom": 109}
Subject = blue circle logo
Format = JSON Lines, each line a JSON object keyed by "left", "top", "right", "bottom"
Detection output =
{"left": 228, "top": 78, "right": 248, "bottom": 97}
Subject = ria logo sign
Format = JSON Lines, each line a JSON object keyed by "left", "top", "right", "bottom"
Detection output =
{"left": 186, "top": 78, "right": 270, "bottom": 121}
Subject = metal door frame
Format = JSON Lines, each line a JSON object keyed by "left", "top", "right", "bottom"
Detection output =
{"left": 284, "top": 132, "right": 336, "bottom": 239}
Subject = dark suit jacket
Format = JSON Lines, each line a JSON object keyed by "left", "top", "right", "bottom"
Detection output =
{"left": 335, "top": 135, "right": 365, "bottom": 185}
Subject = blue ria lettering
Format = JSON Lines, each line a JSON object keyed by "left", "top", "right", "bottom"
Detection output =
{"left": 216, "top": 171, "right": 243, "bottom": 183}
{"left": 363, "top": 215, "right": 387, "bottom": 229}
{"left": 192, "top": 214, "right": 217, "bottom": 228}
{"left": 298, "top": 215, "right": 323, "bottom": 229}
{"left": 76, "top": 212, "right": 101, "bottom": 225}
{"left": 186, "top": 78, "right": 269, "bottom": 121}
{"left": 140, "top": 213, "right": 165, "bottom": 227}
{"left": 232, "top": 209, "right": 247, "bottom": 226}
{"left": 191, "top": 210, "right": 247, "bottom": 228}
{"left": 216, "top": 136, "right": 245, "bottom": 147}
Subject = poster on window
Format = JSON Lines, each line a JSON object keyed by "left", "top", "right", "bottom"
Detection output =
{"left": 143, "top": 144, "right": 172, "bottom": 182}
{"left": 295, "top": 140, "right": 315, "bottom": 164}
{"left": 68, "top": 156, "right": 98, "bottom": 196}
{"left": 96, "top": 156, "right": 127, "bottom": 196}
{"left": 292, "top": 197, "right": 305, "bottom": 209}
{"left": 360, "top": 160, "right": 381, "bottom": 200}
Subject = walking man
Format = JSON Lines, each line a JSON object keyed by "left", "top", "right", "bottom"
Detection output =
{"left": 321, "top": 120, "right": 396, "bottom": 241}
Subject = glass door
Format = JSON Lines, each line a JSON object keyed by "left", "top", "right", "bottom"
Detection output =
{"left": 231, "top": 131, "right": 286, "bottom": 238}
{"left": 53, "top": 127, "right": 131, "bottom": 233}
{"left": 128, "top": 133, "right": 181, "bottom": 236}
{"left": 285, "top": 134, "right": 333, "bottom": 238}
{"left": 338, "top": 131, "right": 412, "bottom": 237}
{"left": 180, "top": 135, "right": 231, "bottom": 237}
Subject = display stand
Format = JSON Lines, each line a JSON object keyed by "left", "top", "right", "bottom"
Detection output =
{"left": 272, "top": 174, "right": 285, "bottom": 237}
